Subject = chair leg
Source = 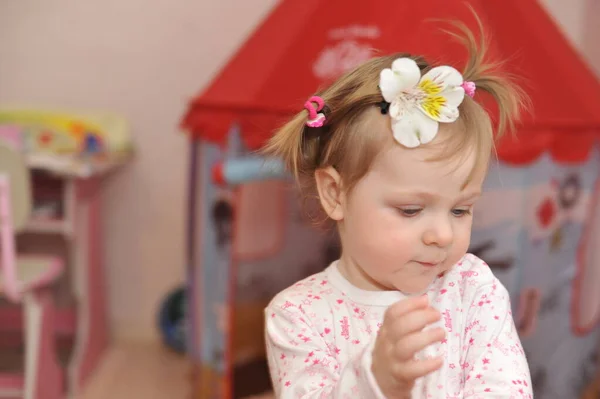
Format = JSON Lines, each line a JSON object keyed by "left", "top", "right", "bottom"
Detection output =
{"left": 23, "top": 290, "right": 63, "bottom": 399}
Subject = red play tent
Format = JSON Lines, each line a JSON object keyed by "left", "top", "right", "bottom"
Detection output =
{"left": 181, "top": 0, "right": 600, "bottom": 164}
{"left": 181, "top": 1, "right": 600, "bottom": 397}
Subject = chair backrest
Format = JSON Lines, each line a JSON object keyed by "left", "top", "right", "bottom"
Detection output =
{"left": 0, "top": 141, "right": 31, "bottom": 300}
{"left": 0, "top": 141, "right": 31, "bottom": 231}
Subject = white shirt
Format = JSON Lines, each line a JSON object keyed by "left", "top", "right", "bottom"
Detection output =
{"left": 265, "top": 253, "right": 532, "bottom": 398}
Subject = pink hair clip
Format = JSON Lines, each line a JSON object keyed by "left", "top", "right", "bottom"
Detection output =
{"left": 304, "top": 96, "right": 326, "bottom": 127}
{"left": 461, "top": 81, "right": 476, "bottom": 98}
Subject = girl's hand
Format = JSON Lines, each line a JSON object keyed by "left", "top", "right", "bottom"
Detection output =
{"left": 371, "top": 295, "right": 445, "bottom": 399}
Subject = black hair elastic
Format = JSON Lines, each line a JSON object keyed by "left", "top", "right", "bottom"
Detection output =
{"left": 379, "top": 101, "right": 391, "bottom": 115}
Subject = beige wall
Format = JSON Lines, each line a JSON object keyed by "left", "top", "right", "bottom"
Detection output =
{"left": 0, "top": 0, "right": 597, "bottom": 342}
{"left": 541, "top": 0, "right": 588, "bottom": 48}
{"left": 543, "top": 0, "right": 599, "bottom": 70}
{"left": 583, "top": 0, "right": 600, "bottom": 74}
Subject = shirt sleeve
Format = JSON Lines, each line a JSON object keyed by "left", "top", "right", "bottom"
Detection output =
{"left": 462, "top": 280, "right": 533, "bottom": 398}
{"left": 265, "top": 302, "right": 386, "bottom": 399}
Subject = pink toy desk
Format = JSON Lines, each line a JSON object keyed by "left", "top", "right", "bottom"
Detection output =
{"left": 0, "top": 141, "right": 130, "bottom": 397}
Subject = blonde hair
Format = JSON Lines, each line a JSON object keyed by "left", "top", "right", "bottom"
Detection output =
{"left": 263, "top": 12, "right": 528, "bottom": 200}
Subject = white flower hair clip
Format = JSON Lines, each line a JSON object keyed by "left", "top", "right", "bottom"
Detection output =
{"left": 378, "top": 57, "right": 475, "bottom": 148}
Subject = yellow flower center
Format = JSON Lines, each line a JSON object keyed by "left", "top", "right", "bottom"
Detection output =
{"left": 419, "top": 79, "right": 443, "bottom": 95}
{"left": 421, "top": 96, "right": 446, "bottom": 119}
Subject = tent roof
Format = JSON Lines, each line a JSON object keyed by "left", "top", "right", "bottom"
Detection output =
{"left": 181, "top": 0, "right": 600, "bottom": 164}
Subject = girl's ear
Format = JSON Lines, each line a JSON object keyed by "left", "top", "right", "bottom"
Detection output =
{"left": 315, "top": 166, "right": 344, "bottom": 221}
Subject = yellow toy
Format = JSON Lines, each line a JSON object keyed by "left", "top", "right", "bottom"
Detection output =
{"left": 0, "top": 109, "right": 132, "bottom": 156}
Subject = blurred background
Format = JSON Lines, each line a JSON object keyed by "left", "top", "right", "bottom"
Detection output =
{"left": 0, "top": 0, "right": 599, "bottom": 398}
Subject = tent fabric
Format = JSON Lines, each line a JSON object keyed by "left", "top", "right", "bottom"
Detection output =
{"left": 180, "top": 0, "right": 600, "bottom": 165}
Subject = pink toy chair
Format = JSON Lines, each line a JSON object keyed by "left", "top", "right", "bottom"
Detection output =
{"left": 0, "top": 141, "right": 64, "bottom": 399}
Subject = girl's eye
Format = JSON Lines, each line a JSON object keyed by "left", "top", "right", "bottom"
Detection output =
{"left": 399, "top": 208, "right": 422, "bottom": 217}
{"left": 452, "top": 208, "right": 472, "bottom": 217}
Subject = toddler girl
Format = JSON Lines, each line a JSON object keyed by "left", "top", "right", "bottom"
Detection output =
{"left": 262, "top": 19, "right": 532, "bottom": 399}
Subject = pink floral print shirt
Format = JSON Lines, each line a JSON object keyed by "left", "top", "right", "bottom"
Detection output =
{"left": 265, "top": 254, "right": 532, "bottom": 398}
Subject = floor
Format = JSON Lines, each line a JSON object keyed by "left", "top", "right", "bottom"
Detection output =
{"left": 0, "top": 334, "right": 275, "bottom": 399}
{"left": 80, "top": 342, "right": 191, "bottom": 399}
{"left": 81, "top": 343, "right": 276, "bottom": 399}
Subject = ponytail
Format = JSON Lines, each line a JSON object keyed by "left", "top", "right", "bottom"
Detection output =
{"left": 262, "top": 112, "right": 306, "bottom": 182}
{"left": 442, "top": 6, "right": 530, "bottom": 140}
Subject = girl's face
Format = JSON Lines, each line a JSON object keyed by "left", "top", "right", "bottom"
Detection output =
{"left": 335, "top": 125, "right": 486, "bottom": 295}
